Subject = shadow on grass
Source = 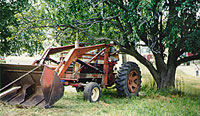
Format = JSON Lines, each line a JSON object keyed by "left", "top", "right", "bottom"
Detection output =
{"left": 99, "top": 88, "right": 150, "bottom": 104}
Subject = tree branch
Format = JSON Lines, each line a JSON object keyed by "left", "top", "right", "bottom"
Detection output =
{"left": 136, "top": 29, "right": 149, "bottom": 46}
{"left": 119, "top": 42, "right": 160, "bottom": 82}
{"left": 115, "top": 17, "right": 124, "bottom": 32}
{"left": 25, "top": 15, "right": 119, "bottom": 30}
{"left": 176, "top": 54, "right": 200, "bottom": 66}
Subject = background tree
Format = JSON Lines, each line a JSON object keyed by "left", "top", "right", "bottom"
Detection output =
{"left": 4, "top": 0, "right": 200, "bottom": 89}
{"left": 0, "top": 0, "right": 45, "bottom": 56}
{"left": 41, "top": 0, "right": 200, "bottom": 89}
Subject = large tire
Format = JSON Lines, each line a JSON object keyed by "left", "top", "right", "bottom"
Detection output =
{"left": 116, "top": 62, "right": 142, "bottom": 97}
{"left": 84, "top": 82, "right": 101, "bottom": 102}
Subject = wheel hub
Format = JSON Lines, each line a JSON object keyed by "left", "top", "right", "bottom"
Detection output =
{"left": 128, "top": 70, "right": 139, "bottom": 93}
{"left": 91, "top": 87, "right": 99, "bottom": 101}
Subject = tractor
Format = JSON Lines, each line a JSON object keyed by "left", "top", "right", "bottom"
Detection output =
{"left": 0, "top": 42, "right": 141, "bottom": 108}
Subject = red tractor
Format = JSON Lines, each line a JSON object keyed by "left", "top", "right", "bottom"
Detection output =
{"left": 0, "top": 43, "right": 141, "bottom": 108}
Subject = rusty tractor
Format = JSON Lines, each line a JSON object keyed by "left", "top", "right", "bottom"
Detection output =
{"left": 0, "top": 43, "right": 141, "bottom": 108}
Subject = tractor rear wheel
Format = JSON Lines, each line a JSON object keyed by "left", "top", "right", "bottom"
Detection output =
{"left": 84, "top": 82, "right": 101, "bottom": 102}
{"left": 116, "top": 62, "right": 141, "bottom": 97}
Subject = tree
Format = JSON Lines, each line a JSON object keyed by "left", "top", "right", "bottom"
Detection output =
{"left": 8, "top": 0, "right": 200, "bottom": 89}
{"left": 40, "top": 0, "right": 200, "bottom": 89}
{"left": 0, "top": 0, "right": 44, "bottom": 56}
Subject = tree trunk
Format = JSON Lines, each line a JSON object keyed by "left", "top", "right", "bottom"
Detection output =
{"left": 121, "top": 53, "right": 127, "bottom": 64}
{"left": 122, "top": 45, "right": 178, "bottom": 90}
{"left": 155, "top": 64, "right": 177, "bottom": 89}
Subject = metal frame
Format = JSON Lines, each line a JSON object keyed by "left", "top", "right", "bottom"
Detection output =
{"left": 34, "top": 44, "right": 115, "bottom": 88}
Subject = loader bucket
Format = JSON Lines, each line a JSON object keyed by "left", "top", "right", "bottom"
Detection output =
{"left": 0, "top": 64, "right": 64, "bottom": 108}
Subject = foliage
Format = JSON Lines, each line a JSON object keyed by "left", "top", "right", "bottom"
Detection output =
{"left": 13, "top": 0, "right": 97, "bottom": 48}
{"left": 37, "top": 0, "right": 200, "bottom": 55}
{"left": 0, "top": 0, "right": 36, "bottom": 55}
{"left": 7, "top": 0, "right": 200, "bottom": 56}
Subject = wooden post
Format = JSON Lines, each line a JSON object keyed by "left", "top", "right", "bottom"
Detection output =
{"left": 75, "top": 31, "right": 80, "bottom": 73}
{"left": 75, "top": 31, "right": 80, "bottom": 48}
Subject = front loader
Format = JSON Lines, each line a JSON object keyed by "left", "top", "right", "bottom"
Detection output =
{"left": 0, "top": 43, "right": 142, "bottom": 108}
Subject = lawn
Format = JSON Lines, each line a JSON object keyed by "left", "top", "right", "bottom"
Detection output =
{"left": 0, "top": 66, "right": 200, "bottom": 116}
{"left": 0, "top": 88, "right": 199, "bottom": 116}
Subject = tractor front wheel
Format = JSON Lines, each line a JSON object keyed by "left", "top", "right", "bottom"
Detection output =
{"left": 116, "top": 62, "right": 141, "bottom": 97}
{"left": 84, "top": 82, "right": 101, "bottom": 102}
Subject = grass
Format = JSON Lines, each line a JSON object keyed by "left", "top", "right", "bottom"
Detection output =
{"left": 0, "top": 67, "right": 200, "bottom": 116}
{"left": 0, "top": 88, "right": 199, "bottom": 116}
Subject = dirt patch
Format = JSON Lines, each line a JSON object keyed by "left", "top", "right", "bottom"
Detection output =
{"left": 171, "top": 94, "right": 180, "bottom": 98}
{"left": 145, "top": 95, "right": 171, "bottom": 101}
{"left": 99, "top": 101, "right": 111, "bottom": 106}
{"left": 196, "top": 85, "right": 200, "bottom": 89}
{"left": 155, "top": 95, "right": 171, "bottom": 100}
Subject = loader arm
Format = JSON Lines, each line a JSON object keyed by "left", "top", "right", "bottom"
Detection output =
{"left": 33, "top": 44, "right": 84, "bottom": 65}
{"left": 56, "top": 44, "right": 113, "bottom": 86}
